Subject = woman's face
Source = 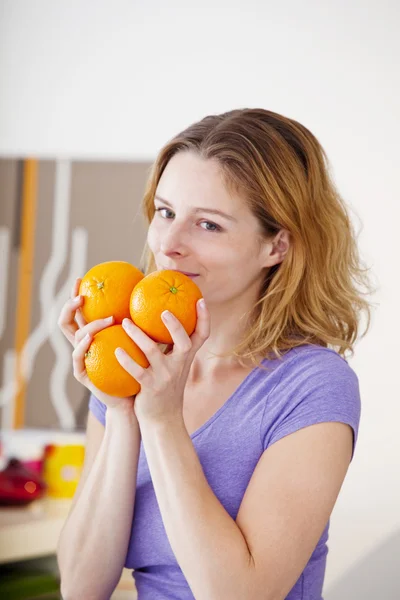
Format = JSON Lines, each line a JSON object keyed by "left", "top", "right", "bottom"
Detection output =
{"left": 147, "top": 151, "right": 276, "bottom": 307}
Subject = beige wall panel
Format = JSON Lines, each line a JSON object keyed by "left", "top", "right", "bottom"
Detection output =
{"left": 0, "top": 160, "right": 21, "bottom": 427}
{"left": 1, "top": 159, "right": 152, "bottom": 430}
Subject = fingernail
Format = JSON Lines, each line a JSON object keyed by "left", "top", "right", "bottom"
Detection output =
{"left": 198, "top": 298, "right": 206, "bottom": 309}
{"left": 161, "top": 310, "right": 172, "bottom": 321}
{"left": 115, "top": 347, "right": 125, "bottom": 358}
{"left": 105, "top": 316, "right": 114, "bottom": 323}
{"left": 122, "top": 318, "right": 130, "bottom": 328}
{"left": 73, "top": 295, "right": 81, "bottom": 303}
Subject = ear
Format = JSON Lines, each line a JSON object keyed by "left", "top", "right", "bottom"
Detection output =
{"left": 262, "top": 229, "right": 291, "bottom": 268}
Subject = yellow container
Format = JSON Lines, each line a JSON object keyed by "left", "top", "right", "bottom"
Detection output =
{"left": 42, "top": 443, "right": 85, "bottom": 498}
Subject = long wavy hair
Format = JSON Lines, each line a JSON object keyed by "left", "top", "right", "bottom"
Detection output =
{"left": 139, "top": 108, "right": 378, "bottom": 368}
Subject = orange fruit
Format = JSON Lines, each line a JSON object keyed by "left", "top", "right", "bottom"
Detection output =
{"left": 85, "top": 325, "right": 149, "bottom": 397}
{"left": 79, "top": 261, "right": 144, "bottom": 324}
{"left": 129, "top": 270, "right": 203, "bottom": 344}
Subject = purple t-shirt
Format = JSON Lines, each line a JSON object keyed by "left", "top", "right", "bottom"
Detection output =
{"left": 89, "top": 344, "right": 361, "bottom": 600}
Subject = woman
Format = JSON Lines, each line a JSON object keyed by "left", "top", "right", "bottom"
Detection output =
{"left": 57, "top": 108, "right": 374, "bottom": 600}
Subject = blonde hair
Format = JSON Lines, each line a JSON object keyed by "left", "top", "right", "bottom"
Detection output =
{"left": 140, "top": 108, "right": 378, "bottom": 368}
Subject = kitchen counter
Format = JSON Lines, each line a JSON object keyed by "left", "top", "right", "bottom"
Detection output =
{"left": 0, "top": 497, "right": 136, "bottom": 596}
{"left": 0, "top": 497, "right": 72, "bottom": 564}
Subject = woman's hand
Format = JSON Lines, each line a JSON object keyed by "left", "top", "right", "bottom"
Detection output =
{"left": 57, "top": 277, "right": 135, "bottom": 411}
{"left": 114, "top": 299, "right": 210, "bottom": 425}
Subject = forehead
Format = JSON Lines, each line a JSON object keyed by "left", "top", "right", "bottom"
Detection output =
{"left": 156, "top": 152, "right": 245, "bottom": 212}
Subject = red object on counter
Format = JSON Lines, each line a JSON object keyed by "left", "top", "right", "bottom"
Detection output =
{"left": 0, "top": 458, "right": 47, "bottom": 506}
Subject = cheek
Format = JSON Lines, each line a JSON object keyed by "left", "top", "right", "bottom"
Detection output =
{"left": 215, "top": 246, "right": 262, "bottom": 282}
{"left": 222, "top": 242, "right": 252, "bottom": 264}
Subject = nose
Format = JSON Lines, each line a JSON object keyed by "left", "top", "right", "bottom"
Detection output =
{"left": 159, "top": 220, "right": 191, "bottom": 257}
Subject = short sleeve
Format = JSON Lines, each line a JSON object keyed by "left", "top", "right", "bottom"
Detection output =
{"left": 88, "top": 393, "right": 107, "bottom": 427}
{"left": 261, "top": 349, "right": 361, "bottom": 461}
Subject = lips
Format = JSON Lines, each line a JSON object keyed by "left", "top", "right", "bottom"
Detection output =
{"left": 174, "top": 270, "right": 199, "bottom": 277}
{"left": 158, "top": 266, "right": 199, "bottom": 277}
{"left": 166, "top": 269, "right": 199, "bottom": 277}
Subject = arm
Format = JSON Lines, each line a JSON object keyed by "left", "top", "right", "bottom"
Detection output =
{"left": 57, "top": 403, "right": 141, "bottom": 600}
{"left": 115, "top": 304, "right": 353, "bottom": 598}
{"left": 139, "top": 417, "right": 353, "bottom": 600}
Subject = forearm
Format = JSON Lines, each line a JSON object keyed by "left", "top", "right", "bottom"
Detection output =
{"left": 58, "top": 406, "right": 141, "bottom": 600}
{"left": 139, "top": 417, "right": 255, "bottom": 600}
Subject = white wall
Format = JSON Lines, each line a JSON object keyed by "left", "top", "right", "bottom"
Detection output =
{"left": 1, "top": 0, "right": 399, "bottom": 596}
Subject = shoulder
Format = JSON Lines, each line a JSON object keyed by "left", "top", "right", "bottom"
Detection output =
{"left": 259, "top": 344, "right": 361, "bottom": 459}
{"left": 253, "top": 344, "right": 359, "bottom": 405}
{"left": 278, "top": 344, "right": 359, "bottom": 390}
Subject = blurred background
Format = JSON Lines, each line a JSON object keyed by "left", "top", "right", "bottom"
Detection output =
{"left": 0, "top": 0, "right": 399, "bottom": 598}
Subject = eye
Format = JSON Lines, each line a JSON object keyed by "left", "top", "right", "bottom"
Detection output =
{"left": 200, "top": 221, "right": 221, "bottom": 232}
{"left": 154, "top": 207, "right": 222, "bottom": 233}
{"left": 155, "top": 207, "right": 174, "bottom": 219}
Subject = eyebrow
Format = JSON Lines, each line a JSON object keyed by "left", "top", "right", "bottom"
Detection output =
{"left": 154, "top": 195, "right": 237, "bottom": 223}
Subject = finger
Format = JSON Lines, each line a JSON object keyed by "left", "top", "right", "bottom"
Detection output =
{"left": 71, "top": 277, "right": 80, "bottom": 299}
{"left": 160, "top": 311, "right": 192, "bottom": 356}
{"left": 72, "top": 277, "right": 87, "bottom": 329}
{"left": 74, "top": 316, "right": 114, "bottom": 345}
{"left": 58, "top": 294, "right": 85, "bottom": 345}
{"left": 189, "top": 299, "right": 210, "bottom": 351}
{"left": 75, "top": 307, "right": 87, "bottom": 329}
{"left": 114, "top": 346, "right": 149, "bottom": 383}
{"left": 121, "top": 318, "right": 163, "bottom": 370}
{"left": 72, "top": 332, "right": 92, "bottom": 382}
